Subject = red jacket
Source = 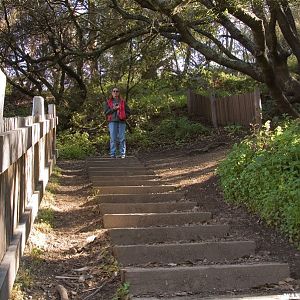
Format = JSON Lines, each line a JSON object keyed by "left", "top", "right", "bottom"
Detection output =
{"left": 106, "top": 98, "right": 127, "bottom": 121}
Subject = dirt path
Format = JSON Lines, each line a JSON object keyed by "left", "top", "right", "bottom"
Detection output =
{"left": 13, "top": 143, "right": 300, "bottom": 300}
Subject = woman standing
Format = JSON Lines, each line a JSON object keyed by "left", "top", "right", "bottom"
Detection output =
{"left": 103, "top": 88, "right": 131, "bottom": 158}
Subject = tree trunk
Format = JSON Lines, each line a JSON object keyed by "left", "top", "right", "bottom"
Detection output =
{"left": 267, "top": 82, "right": 300, "bottom": 117}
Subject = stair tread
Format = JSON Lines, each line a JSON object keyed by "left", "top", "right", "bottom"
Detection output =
{"left": 86, "top": 155, "right": 291, "bottom": 297}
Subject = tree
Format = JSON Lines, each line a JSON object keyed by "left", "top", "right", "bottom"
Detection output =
{"left": 0, "top": 0, "right": 186, "bottom": 107}
{"left": 110, "top": 0, "right": 300, "bottom": 117}
{"left": 0, "top": 0, "right": 151, "bottom": 107}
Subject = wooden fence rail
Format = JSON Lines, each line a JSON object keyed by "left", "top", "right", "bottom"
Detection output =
{"left": 187, "top": 89, "right": 262, "bottom": 127}
{"left": 0, "top": 72, "right": 57, "bottom": 299}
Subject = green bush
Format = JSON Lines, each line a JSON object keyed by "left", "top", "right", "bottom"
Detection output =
{"left": 152, "top": 116, "right": 208, "bottom": 145}
{"left": 189, "top": 69, "right": 259, "bottom": 97}
{"left": 217, "top": 119, "right": 300, "bottom": 244}
{"left": 126, "top": 128, "right": 152, "bottom": 151}
{"left": 57, "top": 131, "right": 96, "bottom": 159}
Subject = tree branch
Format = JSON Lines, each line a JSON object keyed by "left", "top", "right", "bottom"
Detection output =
{"left": 269, "top": 0, "right": 300, "bottom": 64}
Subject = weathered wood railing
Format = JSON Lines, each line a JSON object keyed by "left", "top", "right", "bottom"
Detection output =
{"left": 0, "top": 71, "right": 57, "bottom": 299}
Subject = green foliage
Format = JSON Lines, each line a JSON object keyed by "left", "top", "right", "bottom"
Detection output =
{"left": 93, "top": 133, "right": 110, "bottom": 154}
{"left": 60, "top": 79, "right": 209, "bottom": 155}
{"left": 125, "top": 116, "right": 208, "bottom": 152}
{"left": 47, "top": 167, "right": 61, "bottom": 193}
{"left": 224, "top": 124, "right": 245, "bottom": 136}
{"left": 218, "top": 119, "right": 300, "bottom": 244}
{"left": 57, "top": 79, "right": 211, "bottom": 156}
{"left": 124, "top": 79, "right": 208, "bottom": 150}
{"left": 130, "top": 79, "right": 187, "bottom": 118}
{"left": 112, "top": 282, "right": 130, "bottom": 300}
{"left": 4, "top": 103, "right": 31, "bottom": 117}
{"left": 126, "top": 128, "right": 152, "bottom": 150}
{"left": 288, "top": 55, "right": 299, "bottom": 75}
{"left": 12, "top": 248, "right": 45, "bottom": 298}
{"left": 57, "top": 131, "right": 96, "bottom": 159}
{"left": 189, "top": 69, "right": 259, "bottom": 97}
{"left": 153, "top": 116, "right": 208, "bottom": 144}
{"left": 12, "top": 267, "right": 33, "bottom": 299}
{"left": 36, "top": 208, "right": 54, "bottom": 227}
{"left": 30, "top": 247, "right": 44, "bottom": 263}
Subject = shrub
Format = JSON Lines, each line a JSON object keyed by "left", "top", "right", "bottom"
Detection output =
{"left": 150, "top": 116, "right": 208, "bottom": 146}
{"left": 126, "top": 128, "right": 152, "bottom": 151}
{"left": 217, "top": 119, "right": 300, "bottom": 244}
{"left": 57, "top": 131, "right": 96, "bottom": 159}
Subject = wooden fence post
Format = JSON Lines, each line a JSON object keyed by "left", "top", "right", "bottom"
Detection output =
{"left": 32, "top": 96, "right": 45, "bottom": 186}
{"left": 0, "top": 70, "right": 6, "bottom": 132}
{"left": 48, "top": 104, "right": 57, "bottom": 160}
{"left": 254, "top": 89, "right": 262, "bottom": 127}
{"left": 48, "top": 104, "right": 56, "bottom": 118}
{"left": 210, "top": 92, "right": 218, "bottom": 129}
{"left": 32, "top": 96, "right": 45, "bottom": 121}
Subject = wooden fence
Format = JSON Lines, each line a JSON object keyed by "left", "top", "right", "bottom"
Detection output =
{"left": 187, "top": 89, "right": 262, "bottom": 127}
{"left": 0, "top": 71, "right": 57, "bottom": 299}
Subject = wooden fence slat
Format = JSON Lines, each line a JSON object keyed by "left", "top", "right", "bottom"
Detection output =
{"left": 238, "top": 94, "right": 245, "bottom": 126}
{"left": 187, "top": 90, "right": 262, "bottom": 127}
{"left": 254, "top": 90, "right": 262, "bottom": 127}
{"left": 243, "top": 93, "right": 251, "bottom": 126}
{"left": 225, "top": 96, "right": 231, "bottom": 125}
{"left": 216, "top": 97, "right": 223, "bottom": 126}
{"left": 210, "top": 93, "right": 218, "bottom": 129}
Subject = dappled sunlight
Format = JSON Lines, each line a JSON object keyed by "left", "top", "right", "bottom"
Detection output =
{"left": 142, "top": 150, "right": 228, "bottom": 194}
{"left": 62, "top": 173, "right": 79, "bottom": 178}
{"left": 141, "top": 148, "right": 228, "bottom": 210}
{"left": 158, "top": 165, "right": 217, "bottom": 187}
{"left": 34, "top": 229, "right": 108, "bottom": 255}
{"left": 28, "top": 227, "right": 48, "bottom": 250}
{"left": 157, "top": 161, "right": 217, "bottom": 177}
{"left": 177, "top": 172, "right": 215, "bottom": 188}
{"left": 55, "top": 184, "right": 91, "bottom": 196}
{"left": 145, "top": 149, "right": 227, "bottom": 171}
{"left": 20, "top": 226, "right": 118, "bottom": 299}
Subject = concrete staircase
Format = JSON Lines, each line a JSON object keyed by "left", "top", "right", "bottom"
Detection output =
{"left": 86, "top": 156, "right": 290, "bottom": 298}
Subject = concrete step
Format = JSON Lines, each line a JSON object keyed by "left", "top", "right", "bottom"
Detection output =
{"left": 85, "top": 159, "right": 147, "bottom": 168}
{"left": 103, "top": 212, "right": 212, "bottom": 228}
{"left": 133, "top": 293, "right": 295, "bottom": 300}
{"left": 121, "top": 263, "right": 290, "bottom": 296}
{"left": 108, "top": 224, "right": 230, "bottom": 245}
{"left": 94, "top": 185, "right": 176, "bottom": 194}
{"left": 88, "top": 169, "right": 155, "bottom": 176}
{"left": 87, "top": 156, "right": 139, "bottom": 161}
{"left": 96, "top": 192, "right": 185, "bottom": 203}
{"left": 114, "top": 241, "right": 256, "bottom": 266}
{"left": 89, "top": 175, "right": 158, "bottom": 181}
{"left": 88, "top": 165, "right": 146, "bottom": 170}
{"left": 91, "top": 179, "right": 163, "bottom": 186}
{"left": 99, "top": 202, "right": 196, "bottom": 214}
{"left": 86, "top": 157, "right": 142, "bottom": 162}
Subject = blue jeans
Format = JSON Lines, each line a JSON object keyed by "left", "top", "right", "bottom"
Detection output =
{"left": 108, "top": 121, "right": 126, "bottom": 157}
